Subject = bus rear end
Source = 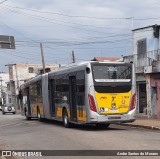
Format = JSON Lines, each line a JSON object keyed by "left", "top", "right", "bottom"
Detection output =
{"left": 87, "top": 62, "right": 136, "bottom": 124}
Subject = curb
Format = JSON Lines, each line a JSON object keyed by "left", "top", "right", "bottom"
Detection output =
{"left": 119, "top": 123, "right": 160, "bottom": 131}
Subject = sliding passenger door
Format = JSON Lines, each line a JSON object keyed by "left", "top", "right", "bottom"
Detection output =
{"left": 26, "top": 87, "right": 31, "bottom": 115}
{"left": 49, "top": 79, "right": 55, "bottom": 116}
{"left": 69, "top": 76, "right": 77, "bottom": 122}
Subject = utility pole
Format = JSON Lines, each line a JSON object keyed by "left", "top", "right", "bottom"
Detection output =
{"left": 126, "top": 17, "right": 134, "bottom": 55}
{"left": 126, "top": 17, "right": 134, "bottom": 30}
{"left": 40, "top": 43, "right": 46, "bottom": 74}
{"left": 72, "top": 50, "right": 76, "bottom": 63}
{"left": 14, "top": 64, "right": 20, "bottom": 109}
{"left": 12, "top": 64, "right": 19, "bottom": 91}
{"left": 0, "top": 77, "right": 3, "bottom": 105}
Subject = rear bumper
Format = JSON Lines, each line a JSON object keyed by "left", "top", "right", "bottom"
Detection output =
{"left": 88, "top": 109, "right": 136, "bottom": 124}
{"left": 3, "top": 107, "right": 16, "bottom": 113}
{"left": 4, "top": 110, "right": 15, "bottom": 113}
{"left": 98, "top": 114, "right": 135, "bottom": 123}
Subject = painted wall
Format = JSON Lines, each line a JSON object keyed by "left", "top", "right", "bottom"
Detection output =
{"left": 133, "top": 27, "right": 160, "bottom": 55}
{"left": 150, "top": 74, "right": 160, "bottom": 118}
{"left": 0, "top": 73, "right": 9, "bottom": 104}
{"left": 133, "top": 27, "right": 160, "bottom": 70}
{"left": 132, "top": 25, "right": 160, "bottom": 118}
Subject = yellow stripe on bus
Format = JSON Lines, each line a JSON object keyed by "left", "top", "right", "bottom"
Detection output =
{"left": 77, "top": 110, "right": 86, "bottom": 122}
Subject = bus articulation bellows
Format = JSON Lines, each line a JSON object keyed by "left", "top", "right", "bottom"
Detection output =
{"left": 19, "top": 61, "right": 136, "bottom": 128}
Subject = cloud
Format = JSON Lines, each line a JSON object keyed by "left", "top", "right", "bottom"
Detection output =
{"left": 0, "top": 0, "right": 159, "bottom": 71}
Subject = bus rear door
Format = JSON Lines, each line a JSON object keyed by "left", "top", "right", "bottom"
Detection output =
{"left": 69, "top": 76, "right": 77, "bottom": 122}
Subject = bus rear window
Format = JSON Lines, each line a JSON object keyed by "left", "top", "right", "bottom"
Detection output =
{"left": 95, "top": 85, "right": 131, "bottom": 93}
{"left": 92, "top": 64, "right": 132, "bottom": 81}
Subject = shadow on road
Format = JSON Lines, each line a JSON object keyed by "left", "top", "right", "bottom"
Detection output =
{"left": 23, "top": 118, "right": 126, "bottom": 131}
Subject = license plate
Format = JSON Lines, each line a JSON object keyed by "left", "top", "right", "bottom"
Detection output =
{"left": 108, "top": 116, "right": 121, "bottom": 119}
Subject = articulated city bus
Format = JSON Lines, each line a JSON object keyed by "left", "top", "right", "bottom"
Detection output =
{"left": 19, "top": 61, "right": 136, "bottom": 128}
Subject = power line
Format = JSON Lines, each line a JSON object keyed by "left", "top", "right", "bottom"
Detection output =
{"left": 1, "top": 5, "right": 133, "bottom": 36}
{"left": 2, "top": 3, "right": 160, "bottom": 21}
{"left": 0, "top": 0, "right": 7, "bottom": 5}
{"left": 1, "top": 4, "right": 135, "bottom": 20}
{"left": 15, "top": 37, "right": 132, "bottom": 46}
{"left": 0, "top": 6, "right": 115, "bottom": 35}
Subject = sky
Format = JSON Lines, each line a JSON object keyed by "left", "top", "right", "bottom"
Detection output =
{"left": 0, "top": 0, "right": 160, "bottom": 72}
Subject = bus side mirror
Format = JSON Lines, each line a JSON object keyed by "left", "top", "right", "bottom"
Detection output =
{"left": 86, "top": 67, "right": 90, "bottom": 74}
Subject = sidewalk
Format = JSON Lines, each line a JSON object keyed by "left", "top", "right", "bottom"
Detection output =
{"left": 120, "top": 116, "right": 160, "bottom": 131}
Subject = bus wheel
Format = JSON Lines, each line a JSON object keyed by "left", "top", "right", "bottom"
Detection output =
{"left": 25, "top": 109, "right": 31, "bottom": 120}
{"left": 63, "top": 109, "right": 70, "bottom": 128}
{"left": 37, "top": 108, "right": 43, "bottom": 122}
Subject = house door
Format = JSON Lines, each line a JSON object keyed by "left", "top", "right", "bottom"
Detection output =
{"left": 138, "top": 84, "right": 147, "bottom": 113}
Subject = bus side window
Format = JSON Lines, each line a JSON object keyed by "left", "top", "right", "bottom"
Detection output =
{"left": 61, "top": 75, "right": 69, "bottom": 104}
{"left": 37, "top": 81, "right": 42, "bottom": 96}
{"left": 76, "top": 71, "right": 85, "bottom": 106}
{"left": 54, "top": 76, "right": 63, "bottom": 104}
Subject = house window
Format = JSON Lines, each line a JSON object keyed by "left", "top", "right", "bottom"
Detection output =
{"left": 137, "top": 39, "right": 146, "bottom": 54}
{"left": 28, "top": 67, "right": 34, "bottom": 73}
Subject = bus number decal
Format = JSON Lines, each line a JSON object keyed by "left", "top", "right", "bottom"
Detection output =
{"left": 107, "top": 67, "right": 117, "bottom": 72}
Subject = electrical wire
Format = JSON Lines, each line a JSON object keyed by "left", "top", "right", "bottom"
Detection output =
{"left": 2, "top": 3, "right": 160, "bottom": 21}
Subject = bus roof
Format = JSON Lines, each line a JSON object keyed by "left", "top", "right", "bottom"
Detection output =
{"left": 51, "top": 61, "right": 127, "bottom": 71}
{"left": 20, "top": 60, "right": 130, "bottom": 88}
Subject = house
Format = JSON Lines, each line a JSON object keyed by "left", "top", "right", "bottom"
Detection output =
{"left": 0, "top": 72, "right": 9, "bottom": 105}
{"left": 6, "top": 64, "right": 59, "bottom": 109}
{"left": 92, "top": 57, "right": 122, "bottom": 62}
{"left": 124, "top": 24, "right": 160, "bottom": 118}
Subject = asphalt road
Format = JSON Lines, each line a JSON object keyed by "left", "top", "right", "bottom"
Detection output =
{"left": 0, "top": 111, "right": 160, "bottom": 159}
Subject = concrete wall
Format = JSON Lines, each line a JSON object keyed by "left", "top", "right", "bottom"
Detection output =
{"left": 133, "top": 27, "right": 160, "bottom": 72}
{"left": 133, "top": 27, "right": 160, "bottom": 55}
{"left": 150, "top": 74, "right": 160, "bottom": 118}
{"left": 0, "top": 73, "right": 9, "bottom": 87}
{"left": 132, "top": 25, "right": 160, "bottom": 118}
{"left": 0, "top": 73, "right": 9, "bottom": 105}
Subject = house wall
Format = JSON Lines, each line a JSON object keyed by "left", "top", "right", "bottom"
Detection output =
{"left": 0, "top": 73, "right": 9, "bottom": 87}
{"left": 133, "top": 27, "right": 160, "bottom": 71}
{"left": 133, "top": 27, "right": 160, "bottom": 55}
{"left": 150, "top": 74, "right": 160, "bottom": 118}
{"left": 0, "top": 73, "right": 9, "bottom": 105}
{"left": 132, "top": 25, "right": 160, "bottom": 118}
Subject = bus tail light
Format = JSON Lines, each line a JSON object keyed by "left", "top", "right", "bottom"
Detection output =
{"left": 130, "top": 93, "right": 136, "bottom": 111}
{"left": 88, "top": 94, "right": 97, "bottom": 112}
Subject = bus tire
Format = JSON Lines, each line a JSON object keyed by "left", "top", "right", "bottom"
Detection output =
{"left": 37, "top": 107, "right": 43, "bottom": 122}
{"left": 62, "top": 109, "right": 70, "bottom": 128}
{"left": 25, "top": 108, "right": 31, "bottom": 120}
